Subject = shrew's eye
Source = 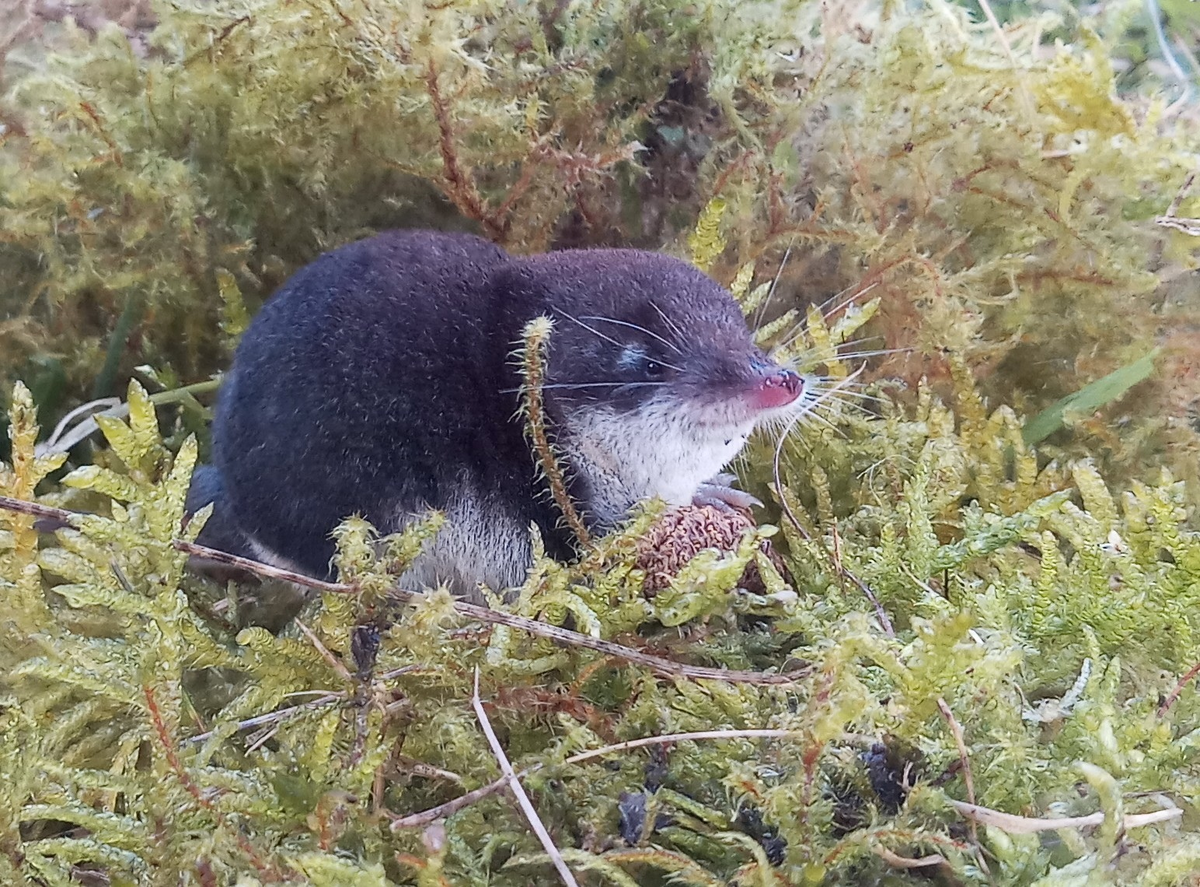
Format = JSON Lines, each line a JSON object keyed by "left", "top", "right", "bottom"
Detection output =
{"left": 618, "top": 345, "right": 667, "bottom": 379}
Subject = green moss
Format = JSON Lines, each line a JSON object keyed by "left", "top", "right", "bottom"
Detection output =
{"left": 3, "top": 0, "right": 1200, "bottom": 883}
{"left": 1, "top": 348, "right": 1198, "bottom": 884}
{"left": 3, "top": 0, "right": 1198, "bottom": 487}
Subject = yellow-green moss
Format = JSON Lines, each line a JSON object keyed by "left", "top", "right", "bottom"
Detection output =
{"left": 3, "top": 1, "right": 1200, "bottom": 883}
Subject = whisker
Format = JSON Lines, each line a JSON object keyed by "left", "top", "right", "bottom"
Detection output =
{"left": 580, "top": 314, "right": 684, "bottom": 356}
{"left": 772, "top": 412, "right": 816, "bottom": 497}
{"left": 498, "top": 382, "right": 670, "bottom": 394}
{"left": 794, "top": 406, "right": 840, "bottom": 434}
{"left": 769, "top": 281, "right": 883, "bottom": 353}
{"left": 806, "top": 376, "right": 878, "bottom": 388}
{"left": 559, "top": 311, "right": 684, "bottom": 372}
{"left": 650, "top": 301, "right": 688, "bottom": 346}
{"left": 753, "top": 240, "right": 794, "bottom": 331}
{"left": 808, "top": 383, "right": 881, "bottom": 396}
{"left": 814, "top": 279, "right": 881, "bottom": 321}
{"left": 826, "top": 346, "right": 914, "bottom": 360}
{"left": 813, "top": 398, "right": 877, "bottom": 420}
{"left": 807, "top": 386, "right": 887, "bottom": 405}
{"left": 557, "top": 310, "right": 627, "bottom": 351}
{"left": 771, "top": 368, "right": 866, "bottom": 492}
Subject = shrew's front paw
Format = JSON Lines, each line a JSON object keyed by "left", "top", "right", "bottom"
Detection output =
{"left": 692, "top": 473, "right": 762, "bottom": 513}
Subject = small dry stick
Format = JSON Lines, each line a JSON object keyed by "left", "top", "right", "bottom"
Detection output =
{"left": 391, "top": 755, "right": 465, "bottom": 786}
{"left": 561, "top": 728, "right": 801, "bottom": 767}
{"left": 1155, "top": 171, "right": 1200, "bottom": 235}
{"left": 426, "top": 60, "right": 505, "bottom": 241}
{"left": 0, "top": 496, "right": 798, "bottom": 686}
{"left": 937, "top": 697, "right": 977, "bottom": 844}
{"left": 1165, "top": 171, "right": 1197, "bottom": 219}
{"left": 187, "top": 693, "right": 345, "bottom": 745}
{"left": 173, "top": 537, "right": 797, "bottom": 684}
{"left": 294, "top": 618, "right": 355, "bottom": 681}
{"left": 1158, "top": 659, "right": 1200, "bottom": 717}
{"left": 781, "top": 495, "right": 894, "bottom": 638}
{"left": 472, "top": 668, "right": 580, "bottom": 887}
{"left": 518, "top": 316, "right": 592, "bottom": 548}
{"left": 0, "top": 496, "right": 83, "bottom": 526}
{"left": 390, "top": 775, "right": 515, "bottom": 830}
{"left": 832, "top": 521, "right": 895, "bottom": 638}
{"left": 873, "top": 847, "right": 945, "bottom": 870}
{"left": 391, "top": 727, "right": 806, "bottom": 830}
{"left": 949, "top": 800, "right": 1181, "bottom": 834}
{"left": 937, "top": 698, "right": 993, "bottom": 878}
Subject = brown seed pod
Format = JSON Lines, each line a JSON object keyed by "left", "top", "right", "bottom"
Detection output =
{"left": 634, "top": 505, "right": 791, "bottom": 596}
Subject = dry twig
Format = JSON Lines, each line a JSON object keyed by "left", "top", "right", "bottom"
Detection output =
{"left": 187, "top": 693, "right": 345, "bottom": 746}
{"left": 561, "top": 728, "right": 800, "bottom": 766}
{"left": 948, "top": 800, "right": 1181, "bottom": 834}
{"left": 1158, "top": 659, "right": 1200, "bottom": 717}
{"left": 471, "top": 668, "right": 580, "bottom": 887}
{"left": 391, "top": 727, "right": 806, "bottom": 829}
{"left": 974, "top": 0, "right": 1036, "bottom": 124}
{"left": 936, "top": 698, "right": 976, "bottom": 839}
{"left": 294, "top": 618, "right": 355, "bottom": 681}
{"left": 1155, "top": 171, "right": 1200, "bottom": 235}
{"left": 174, "top": 535, "right": 798, "bottom": 684}
{"left": 390, "top": 775, "right": 514, "bottom": 830}
{"left": 873, "top": 846, "right": 945, "bottom": 870}
{"left": 0, "top": 495, "right": 801, "bottom": 686}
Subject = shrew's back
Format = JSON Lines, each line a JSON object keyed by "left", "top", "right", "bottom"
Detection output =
{"left": 212, "top": 230, "right": 513, "bottom": 577}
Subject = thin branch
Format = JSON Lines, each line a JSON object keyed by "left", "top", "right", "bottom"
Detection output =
{"left": 471, "top": 669, "right": 580, "bottom": 887}
{"left": 778, "top": 490, "right": 894, "bottom": 637}
{"left": 389, "top": 775, "right": 514, "bottom": 830}
{"left": 172, "top": 536, "right": 800, "bottom": 684}
{"left": 937, "top": 697, "right": 977, "bottom": 844}
{"left": 1155, "top": 171, "right": 1200, "bottom": 235}
{"left": 832, "top": 521, "right": 895, "bottom": 637}
{"left": 294, "top": 618, "right": 355, "bottom": 682}
{"left": 391, "top": 728, "right": 807, "bottom": 830}
{"left": 0, "top": 496, "right": 801, "bottom": 686}
{"left": 873, "top": 846, "right": 945, "bottom": 870}
{"left": 1158, "top": 659, "right": 1200, "bottom": 717}
{"left": 975, "top": 0, "right": 1037, "bottom": 124}
{"left": 561, "top": 728, "right": 802, "bottom": 767}
{"left": 186, "top": 694, "right": 345, "bottom": 745}
{"left": 0, "top": 496, "right": 74, "bottom": 525}
{"left": 393, "top": 730, "right": 1187, "bottom": 844}
{"left": 377, "top": 664, "right": 424, "bottom": 682}
{"left": 392, "top": 755, "right": 465, "bottom": 786}
{"left": 948, "top": 799, "right": 1181, "bottom": 834}
{"left": 425, "top": 61, "right": 505, "bottom": 241}
{"left": 1164, "top": 171, "right": 1196, "bottom": 219}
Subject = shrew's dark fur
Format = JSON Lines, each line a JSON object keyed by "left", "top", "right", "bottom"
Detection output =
{"left": 190, "top": 230, "right": 801, "bottom": 598}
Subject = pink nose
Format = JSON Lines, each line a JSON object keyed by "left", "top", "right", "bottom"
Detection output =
{"left": 752, "top": 368, "right": 802, "bottom": 410}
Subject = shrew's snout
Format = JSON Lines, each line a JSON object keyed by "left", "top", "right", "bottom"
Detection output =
{"left": 748, "top": 365, "right": 803, "bottom": 411}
